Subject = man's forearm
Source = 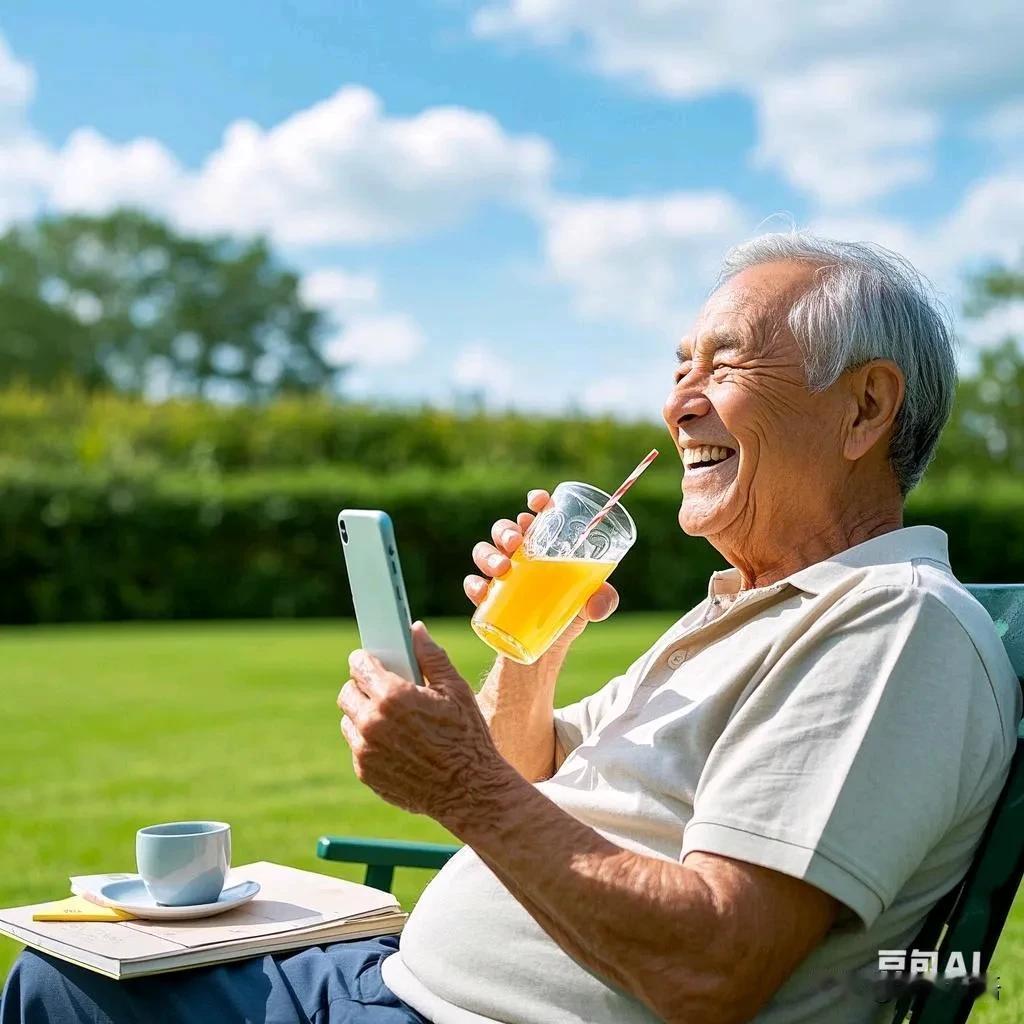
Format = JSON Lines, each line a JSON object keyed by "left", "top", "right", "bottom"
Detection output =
{"left": 475, "top": 653, "right": 565, "bottom": 782}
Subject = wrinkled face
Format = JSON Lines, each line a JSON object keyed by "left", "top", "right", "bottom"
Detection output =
{"left": 662, "top": 261, "right": 847, "bottom": 540}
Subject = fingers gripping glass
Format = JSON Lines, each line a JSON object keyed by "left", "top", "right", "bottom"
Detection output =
{"left": 471, "top": 482, "right": 636, "bottom": 664}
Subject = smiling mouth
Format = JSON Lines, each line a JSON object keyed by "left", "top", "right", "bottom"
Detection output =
{"left": 682, "top": 445, "right": 737, "bottom": 471}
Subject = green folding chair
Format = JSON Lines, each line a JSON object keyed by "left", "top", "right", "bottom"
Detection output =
{"left": 889, "top": 584, "right": 1024, "bottom": 1023}
{"left": 317, "top": 584, "right": 1024, "bottom": 1024}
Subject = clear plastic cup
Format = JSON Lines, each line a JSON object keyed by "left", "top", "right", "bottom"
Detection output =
{"left": 471, "top": 481, "right": 637, "bottom": 664}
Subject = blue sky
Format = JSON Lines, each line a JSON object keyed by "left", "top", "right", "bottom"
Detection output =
{"left": 2, "top": 1, "right": 1023, "bottom": 416}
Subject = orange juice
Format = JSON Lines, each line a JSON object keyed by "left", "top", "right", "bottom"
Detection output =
{"left": 472, "top": 548, "right": 616, "bottom": 664}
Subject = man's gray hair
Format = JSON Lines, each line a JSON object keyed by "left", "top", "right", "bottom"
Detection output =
{"left": 717, "top": 233, "right": 958, "bottom": 496}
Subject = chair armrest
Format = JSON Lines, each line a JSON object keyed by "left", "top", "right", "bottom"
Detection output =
{"left": 316, "top": 835, "right": 461, "bottom": 893}
{"left": 317, "top": 835, "right": 460, "bottom": 868}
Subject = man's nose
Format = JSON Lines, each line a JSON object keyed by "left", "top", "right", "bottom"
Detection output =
{"left": 663, "top": 387, "right": 712, "bottom": 426}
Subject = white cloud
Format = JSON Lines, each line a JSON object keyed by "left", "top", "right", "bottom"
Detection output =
{"left": 938, "top": 173, "right": 1024, "bottom": 272}
{"left": 301, "top": 266, "right": 425, "bottom": 371}
{"left": 472, "top": 1, "right": 1024, "bottom": 207}
{"left": 0, "top": 31, "right": 555, "bottom": 246}
{"left": 48, "top": 128, "right": 184, "bottom": 214}
{"left": 0, "top": 36, "right": 51, "bottom": 228}
{"left": 0, "top": 134, "right": 51, "bottom": 227}
{"left": 178, "top": 87, "right": 554, "bottom": 245}
{"left": 578, "top": 366, "right": 668, "bottom": 420}
{"left": 541, "top": 191, "right": 747, "bottom": 326}
{"left": 754, "top": 67, "right": 937, "bottom": 206}
{"left": 300, "top": 267, "right": 380, "bottom": 319}
{"left": 451, "top": 342, "right": 517, "bottom": 404}
{"left": 976, "top": 100, "right": 1024, "bottom": 146}
{"left": 963, "top": 301, "right": 1024, "bottom": 350}
{"left": 0, "top": 33, "right": 33, "bottom": 119}
{"left": 322, "top": 312, "right": 425, "bottom": 369}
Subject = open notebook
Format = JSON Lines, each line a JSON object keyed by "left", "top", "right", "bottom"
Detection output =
{"left": 0, "top": 861, "right": 405, "bottom": 980}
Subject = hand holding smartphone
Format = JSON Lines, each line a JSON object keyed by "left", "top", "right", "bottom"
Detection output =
{"left": 337, "top": 509, "right": 423, "bottom": 686}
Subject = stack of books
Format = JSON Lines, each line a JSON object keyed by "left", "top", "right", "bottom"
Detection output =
{"left": 0, "top": 861, "right": 405, "bottom": 979}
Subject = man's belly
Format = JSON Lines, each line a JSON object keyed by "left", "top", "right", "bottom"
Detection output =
{"left": 395, "top": 844, "right": 662, "bottom": 1024}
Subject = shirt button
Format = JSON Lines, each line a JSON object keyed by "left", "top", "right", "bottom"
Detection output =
{"left": 667, "top": 651, "right": 686, "bottom": 669}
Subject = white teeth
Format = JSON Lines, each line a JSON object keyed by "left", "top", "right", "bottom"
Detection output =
{"left": 683, "top": 445, "right": 734, "bottom": 467}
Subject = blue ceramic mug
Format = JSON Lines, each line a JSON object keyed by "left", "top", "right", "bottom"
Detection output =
{"left": 136, "top": 821, "right": 230, "bottom": 906}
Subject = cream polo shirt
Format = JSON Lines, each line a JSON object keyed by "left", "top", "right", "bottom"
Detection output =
{"left": 382, "top": 526, "right": 1021, "bottom": 1024}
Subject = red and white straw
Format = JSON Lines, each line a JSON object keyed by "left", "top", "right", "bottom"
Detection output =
{"left": 572, "top": 448, "right": 659, "bottom": 553}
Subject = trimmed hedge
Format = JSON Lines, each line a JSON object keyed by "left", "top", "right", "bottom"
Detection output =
{"left": 3, "top": 466, "right": 1023, "bottom": 624}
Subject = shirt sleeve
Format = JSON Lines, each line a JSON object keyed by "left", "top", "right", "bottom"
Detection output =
{"left": 680, "top": 584, "right": 1001, "bottom": 929}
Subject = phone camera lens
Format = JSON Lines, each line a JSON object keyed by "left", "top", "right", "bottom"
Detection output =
{"left": 339, "top": 520, "right": 348, "bottom": 543}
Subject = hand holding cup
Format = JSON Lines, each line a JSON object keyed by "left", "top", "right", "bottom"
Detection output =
{"left": 464, "top": 488, "right": 620, "bottom": 661}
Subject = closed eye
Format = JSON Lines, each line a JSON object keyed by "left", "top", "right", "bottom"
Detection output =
{"left": 675, "top": 357, "right": 736, "bottom": 383}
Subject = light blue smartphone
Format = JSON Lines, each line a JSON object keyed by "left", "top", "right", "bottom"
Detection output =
{"left": 338, "top": 509, "right": 423, "bottom": 686}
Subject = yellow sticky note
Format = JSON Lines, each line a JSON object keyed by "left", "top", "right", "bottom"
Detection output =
{"left": 32, "top": 896, "right": 135, "bottom": 922}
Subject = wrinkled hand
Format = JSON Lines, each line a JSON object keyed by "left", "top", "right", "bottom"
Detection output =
{"left": 337, "top": 622, "right": 514, "bottom": 826}
{"left": 464, "top": 488, "right": 620, "bottom": 655}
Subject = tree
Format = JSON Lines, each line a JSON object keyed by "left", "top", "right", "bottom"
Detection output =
{"left": 930, "top": 260, "right": 1024, "bottom": 480}
{"left": 0, "top": 209, "right": 340, "bottom": 400}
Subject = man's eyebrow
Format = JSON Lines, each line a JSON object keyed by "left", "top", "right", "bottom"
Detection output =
{"left": 676, "top": 332, "right": 746, "bottom": 362}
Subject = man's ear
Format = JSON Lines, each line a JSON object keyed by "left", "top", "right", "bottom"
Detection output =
{"left": 843, "top": 359, "right": 905, "bottom": 461}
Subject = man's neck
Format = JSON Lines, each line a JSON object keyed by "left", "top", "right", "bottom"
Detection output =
{"left": 711, "top": 505, "right": 905, "bottom": 591}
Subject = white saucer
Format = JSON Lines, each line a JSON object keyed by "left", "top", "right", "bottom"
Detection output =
{"left": 90, "top": 878, "right": 260, "bottom": 920}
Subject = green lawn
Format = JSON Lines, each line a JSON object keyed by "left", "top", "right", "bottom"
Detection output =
{"left": 1, "top": 615, "right": 1020, "bottom": 1020}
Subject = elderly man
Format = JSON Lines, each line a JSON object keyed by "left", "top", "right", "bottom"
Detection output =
{"left": 4, "top": 234, "right": 1020, "bottom": 1024}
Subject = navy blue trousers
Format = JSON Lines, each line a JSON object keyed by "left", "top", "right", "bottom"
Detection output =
{"left": 0, "top": 936, "right": 431, "bottom": 1024}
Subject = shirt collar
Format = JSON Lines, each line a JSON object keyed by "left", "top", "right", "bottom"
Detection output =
{"left": 707, "top": 525, "right": 951, "bottom": 600}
